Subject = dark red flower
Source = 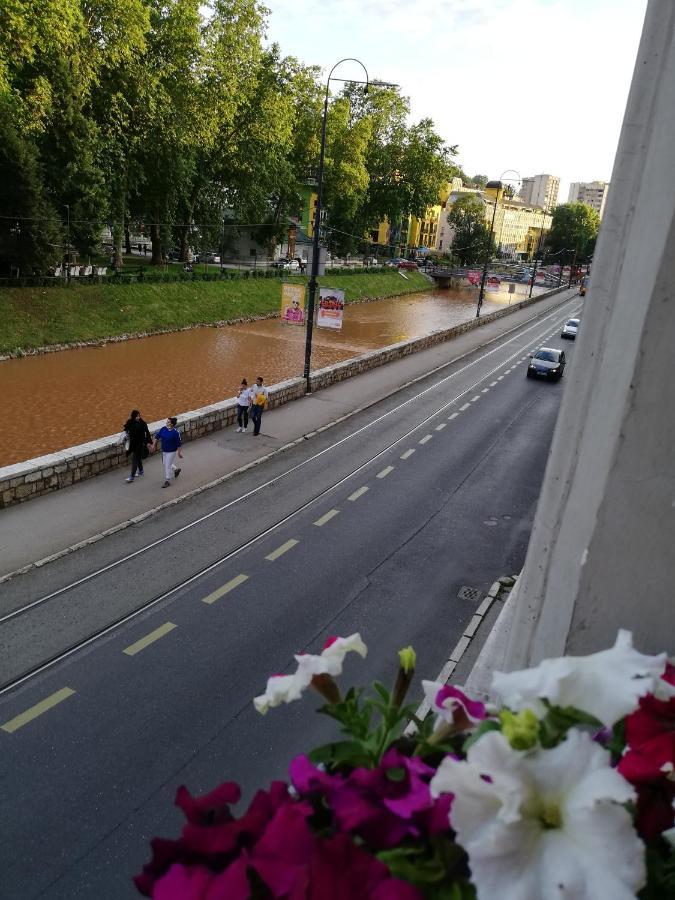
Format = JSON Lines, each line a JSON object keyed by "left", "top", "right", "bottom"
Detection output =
{"left": 618, "top": 666, "right": 675, "bottom": 840}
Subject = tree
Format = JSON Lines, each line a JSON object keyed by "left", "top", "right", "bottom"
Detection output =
{"left": 469, "top": 174, "right": 489, "bottom": 188}
{"left": 445, "top": 194, "right": 490, "bottom": 266}
{"left": 547, "top": 202, "right": 599, "bottom": 260}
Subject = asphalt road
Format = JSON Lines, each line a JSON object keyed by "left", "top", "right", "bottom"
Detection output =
{"left": 0, "top": 296, "right": 581, "bottom": 898}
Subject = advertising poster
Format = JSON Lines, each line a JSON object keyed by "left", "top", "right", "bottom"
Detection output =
{"left": 281, "top": 282, "right": 305, "bottom": 325}
{"left": 486, "top": 275, "right": 501, "bottom": 292}
{"left": 535, "top": 270, "right": 546, "bottom": 282}
{"left": 467, "top": 270, "right": 481, "bottom": 286}
{"left": 317, "top": 287, "right": 345, "bottom": 330}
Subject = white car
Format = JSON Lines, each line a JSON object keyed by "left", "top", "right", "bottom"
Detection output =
{"left": 561, "top": 318, "right": 580, "bottom": 340}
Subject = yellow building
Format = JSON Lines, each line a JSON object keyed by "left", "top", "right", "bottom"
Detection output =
{"left": 482, "top": 182, "right": 551, "bottom": 257}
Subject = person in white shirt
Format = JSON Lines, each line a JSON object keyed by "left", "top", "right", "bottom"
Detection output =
{"left": 236, "top": 379, "right": 250, "bottom": 432}
{"left": 250, "top": 376, "right": 269, "bottom": 436}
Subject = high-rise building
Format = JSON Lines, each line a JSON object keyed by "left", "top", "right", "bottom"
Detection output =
{"left": 568, "top": 180, "right": 609, "bottom": 219}
{"left": 520, "top": 174, "right": 560, "bottom": 211}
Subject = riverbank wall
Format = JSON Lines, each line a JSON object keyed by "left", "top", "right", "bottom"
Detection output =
{"left": 0, "top": 286, "right": 568, "bottom": 508}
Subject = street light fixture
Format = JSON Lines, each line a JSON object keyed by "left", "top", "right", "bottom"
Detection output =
{"left": 476, "top": 170, "right": 520, "bottom": 317}
{"left": 303, "top": 59, "right": 397, "bottom": 392}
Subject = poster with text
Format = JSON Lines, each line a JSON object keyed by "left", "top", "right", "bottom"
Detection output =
{"left": 281, "top": 282, "right": 305, "bottom": 325}
{"left": 317, "top": 287, "right": 345, "bottom": 330}
{"left": 486, "top": 275, "right": 501, "bottom": 292}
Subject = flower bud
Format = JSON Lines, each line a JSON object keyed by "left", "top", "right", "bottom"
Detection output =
{"left": 398, "top": 646, "right": 417, "bottom": 674}
{"left": 500, "top": 708, "right": 540, "bottom": 750}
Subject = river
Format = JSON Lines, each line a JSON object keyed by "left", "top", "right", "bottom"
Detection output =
{"left": 1, "top": 285, "right": 536, "bottom": 466}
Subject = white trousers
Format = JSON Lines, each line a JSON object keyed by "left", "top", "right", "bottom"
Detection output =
{"left": 162, "top": 451, "right": 178, "bottom": 481}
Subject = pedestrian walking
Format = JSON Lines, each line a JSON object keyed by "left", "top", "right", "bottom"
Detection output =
{"left": 154, "top": 416, "right": 183, "bottom": 487}
{"left": 249, "top": 376, "right": 269, "bottom": 436}
{"left": 236, "top": 379, "right": 250, "bottom": 432}
{"left": 123, "top": 409, "right": 153, "bottom": 482}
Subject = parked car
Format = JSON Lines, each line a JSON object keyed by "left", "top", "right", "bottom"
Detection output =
{"left": 526, "top": 347, "right": 566, "bottom": 381}
{"left": 561, "top": 318, "right": 580, "bottom": 340}
{"left": 363, "top": 257, "right": 379, "bottom": 266}
{"left": 271, "top": 258, "right": 301, "bottom": 272}
{"left": 397, "top": 260, "right": 419, "bottom": 270}
{"left": 168, "top": 248, "right": 197, "bottom": 262}
{"left": 196, "top": 252, "right": 221, "bottom": 264}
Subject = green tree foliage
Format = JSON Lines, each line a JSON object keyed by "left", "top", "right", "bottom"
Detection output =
{"left": 445, "top": 194, "right": 490, "bottom": 266}
{"left": 468, "top": 174, "right": 488, "bottom": 188}
{"left": 547, "top": 202, "right": 600, "bottom": 260}
{"left": 0, "top": 0, "right": 459, "bottom": 271}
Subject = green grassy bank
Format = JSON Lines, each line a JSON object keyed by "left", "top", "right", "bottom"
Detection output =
{"left": 0, "top": 271, "right": 430, "bottom": 354}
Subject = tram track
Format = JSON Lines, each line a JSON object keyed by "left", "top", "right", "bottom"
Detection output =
{"left": 0, "top": 295, "right": 580, "bottom": 697}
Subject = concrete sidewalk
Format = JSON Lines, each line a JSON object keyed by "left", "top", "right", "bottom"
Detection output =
{"left": 0, "top": 288, "right": 578, "bottom": 579}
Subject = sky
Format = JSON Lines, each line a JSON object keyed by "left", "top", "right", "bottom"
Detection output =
{"left": 263, "top": 0, "right": 648, "bottom": 204}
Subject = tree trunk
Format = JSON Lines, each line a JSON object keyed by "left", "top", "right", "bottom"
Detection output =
{"left": 178, "top": 225, "right": 189, "bottom": 262}
{"left": 150, "top": 223, "right": 163, "bottom": 265}
{"left": 112, "top": 223, "right": 124, "bottom": 269}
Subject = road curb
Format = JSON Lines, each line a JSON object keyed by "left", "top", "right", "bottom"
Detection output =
{"left": 0, "top": 290, "right": 577, "bottom": 585}
{"left": 404, "top": 578, "right": 510, "bottom": 735}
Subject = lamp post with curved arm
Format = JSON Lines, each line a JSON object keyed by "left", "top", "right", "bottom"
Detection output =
{"left": 303, "top": 59, "right": 369, "bottom": 391}
{"left": 476, "top": 169, "right": 520, "bottom": 317}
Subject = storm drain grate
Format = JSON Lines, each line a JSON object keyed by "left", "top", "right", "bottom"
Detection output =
{"left": 457, "top": 585, "right": 482, "bottom": 602}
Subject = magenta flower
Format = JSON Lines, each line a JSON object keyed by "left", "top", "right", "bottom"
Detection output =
{"left": 422, "top": 681, "right": 487, "bottom": 733}
{"left": 290, "top": 749, "right": 451, "bottom": 849}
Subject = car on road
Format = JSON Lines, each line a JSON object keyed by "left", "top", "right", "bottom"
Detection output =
{"left": 270, "top": 258, "right": 299, "bottom": 271}
{"left": 561, "top": 318, "right": 580, "bottom": 340}
{"left": 196, "top": 252, "right": 221, "bottom": 264}
{"left": 397, "top": 260, "right": 419, "bottom": 270}
{"left": 526, "top": 347, "right": 566, "bottom": 381}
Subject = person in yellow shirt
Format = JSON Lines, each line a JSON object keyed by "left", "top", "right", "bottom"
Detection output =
{"left": 250, "top": 376, "right": 269, "bottom": 436}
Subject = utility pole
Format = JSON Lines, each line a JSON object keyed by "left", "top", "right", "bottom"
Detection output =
{"left": 567, "top": 248, "right": 577, "bottom": 289}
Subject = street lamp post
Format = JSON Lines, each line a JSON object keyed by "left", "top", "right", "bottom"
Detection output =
{"left": 528, "top": 209, "right": 548, "bottom": 299}
{"left": 476, "top": 170, "right": 520, "bottom": 317}
{"left": 304, "top": 59, "right": 368, "bottom": 391}
{"left": 302, "top": 60, "right": 397, "bottom": 392}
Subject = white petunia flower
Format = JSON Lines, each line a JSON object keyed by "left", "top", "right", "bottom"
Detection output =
{"left": 295, "top": 633, "right": 367, "bottom": 679}
{"left": 253, "top": 672, "right": 310, "bottom": 714}
{"left": 430, "top": 729, "right": 645, "bottom": 900}
{"left": 492, "top": 629, "right": 669, "bottom": 727}
{"left": 253, "top": 634, "right": 367, "bottom": 714}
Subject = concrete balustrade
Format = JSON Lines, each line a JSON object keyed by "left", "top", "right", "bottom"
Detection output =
{"left": 0, "top": 286, "right": 567, "bottom": 508}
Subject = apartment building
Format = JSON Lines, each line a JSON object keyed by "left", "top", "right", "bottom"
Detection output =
{"left": 520, "top": 174, "right": 560, "bottom": 212}
{"left": 568, "top": 180, "right": 609, "bottom": 219}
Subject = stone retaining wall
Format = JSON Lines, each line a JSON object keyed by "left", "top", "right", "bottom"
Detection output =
{"left": 0, "top": 286, "right": 568, "bottom": 508}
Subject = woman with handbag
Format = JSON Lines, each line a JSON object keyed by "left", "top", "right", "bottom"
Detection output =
{"left": 123, "top": 409, "right": 153, "bottom": 483}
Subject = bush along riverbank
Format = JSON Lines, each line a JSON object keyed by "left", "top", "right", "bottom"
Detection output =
{"left": 0, "top": 271, "right": 431, "bottom": 356}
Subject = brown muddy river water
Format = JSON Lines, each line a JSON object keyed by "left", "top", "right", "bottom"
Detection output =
{"left": 1, "top": 286, "right": 536, "bottom": 466}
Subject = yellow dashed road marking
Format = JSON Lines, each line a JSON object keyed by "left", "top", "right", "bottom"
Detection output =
{"left": 435, "top": 423, "right": 446, "bottom": 431}
{"left": 314, "top": 509, "right": 339, "bottom": 527}
{"left": 377, "top": 465, "right": 394, "bottom": 478}
{"left": 123, "top": 622, "right": 176, "bottom": 656}
{"left": 419, "top": 435, "right": 433, "bottom": 445}
{"left": 2, "top": 687, "right": 75, "bottom": 734}
{"left": 348, "top": 486, "right": 369, "bottom": 501}
{"left": 400, "top": 449, "right": 416, "bottom": 459}
{"left": 266, "top": 539, "right": 299, "bottom": 561}
{"left": 202, "top": 574, "right": 249, "bottom": 605}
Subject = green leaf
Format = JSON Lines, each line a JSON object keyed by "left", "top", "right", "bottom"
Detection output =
{"left": 308, "top": 740, "right": 371, "bottom": 768}
{"left": 462, "top": 719, "right": 501, "bottom": 753}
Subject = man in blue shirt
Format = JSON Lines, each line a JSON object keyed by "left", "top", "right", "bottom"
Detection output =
{"left": 154, "top": 416, "right": 183, "bottom": 488}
